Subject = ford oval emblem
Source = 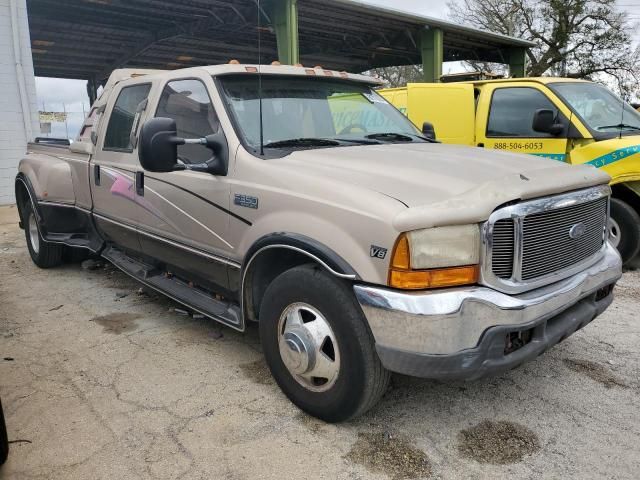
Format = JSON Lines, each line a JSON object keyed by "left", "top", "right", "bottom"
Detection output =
{"left": 569, "top": 222, "right": 587, "bottom": 240}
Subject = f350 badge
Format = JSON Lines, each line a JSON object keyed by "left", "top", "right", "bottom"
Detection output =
{"left": 234, "top": 194, "right": 259, "bottom": 209}
{"left": 370, "top": 245, "right": 387, "bottom": 259}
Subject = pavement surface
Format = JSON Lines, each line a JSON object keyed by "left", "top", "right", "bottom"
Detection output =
{"left": 0, "top": 204, "right": 639, "bottom": 480}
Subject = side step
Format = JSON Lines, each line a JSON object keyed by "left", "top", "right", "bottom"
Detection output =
{"left": 102, "top": 246, "right": 244, "bottom": 331}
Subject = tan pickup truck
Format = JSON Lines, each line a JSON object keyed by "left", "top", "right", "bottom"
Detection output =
{"left": 15, "top": 65, "right": 622, "bottom": 422}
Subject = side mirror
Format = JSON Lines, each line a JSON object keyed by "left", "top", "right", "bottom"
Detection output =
{"left": 138, "top": 117, "right": 229, "bottom": 175}
{"left": 138, "top": 117, "right": 180, "bottom": 173}
{"left": 422, "top": 121, "right": 437, "bottom": 141}
{"left": 532, "top": 109, "right": 564, "bottom": 136}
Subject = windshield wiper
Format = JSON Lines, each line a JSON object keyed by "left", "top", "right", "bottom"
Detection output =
{"left": 262, "top": 138, "right": 341, "bottom": 149}
{"left": 365, "top": 132, "right": 414, "bottom": 142}
{"left": 334, "top": 138, "right": 382, "bottom": 145}
{"left": 364, "top": 132, "right": 437, "bottom": 143}
{"left": 596, "top": 123, "right": 640, "bottom": 131}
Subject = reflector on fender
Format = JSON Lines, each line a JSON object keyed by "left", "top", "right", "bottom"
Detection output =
{"left": 389, "top": 265, "right": 479, "bottom": 290}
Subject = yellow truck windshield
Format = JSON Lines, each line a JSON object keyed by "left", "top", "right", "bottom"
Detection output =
{"left": 550, "top": 82, "right": 640, "bottom": 135}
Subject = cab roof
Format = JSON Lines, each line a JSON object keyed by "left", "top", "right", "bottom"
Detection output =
{"left": 107, "top": 64, "right": 382, "bottom": 88}
{"left": 465, "top": 77, "right": 591, "bottom": 87}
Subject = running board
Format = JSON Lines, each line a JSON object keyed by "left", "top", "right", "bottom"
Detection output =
{"left": 102, "top": 246, "right": 244, "bottom": 331}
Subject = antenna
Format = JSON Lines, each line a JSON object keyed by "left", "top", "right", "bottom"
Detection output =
{"left": 619, "top": 91, "right": 625, "bottom": 140}
{"left": 257, "top": 0, "right": 265, "bottom": 156}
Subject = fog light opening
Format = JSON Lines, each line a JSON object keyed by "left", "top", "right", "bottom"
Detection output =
{"left": 504, "top": 328, "right": 534, "bottom": 355}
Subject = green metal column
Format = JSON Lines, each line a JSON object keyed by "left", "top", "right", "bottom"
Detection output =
{"left": 508, "top": 47, "right": 527, "bottom": 78}
{"left": 269, "top": 0, "right": 299, "bottom": 65}
{"left": 420, "top": 28, "right": 443, "bottom": 83}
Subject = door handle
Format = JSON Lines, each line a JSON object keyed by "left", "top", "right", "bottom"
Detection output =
{"left": 135, "top": 171, "right": 144, "bottom": 196}
{"left": 94, "top": 165, "right": 101, "bottom": 186}
{"left": 477, "top": 142, "right": 485, "bottom": 147}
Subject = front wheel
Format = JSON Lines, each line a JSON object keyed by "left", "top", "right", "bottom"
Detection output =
{"left": 609, "top": 198, "right": 640, "bottom": 265}
{"left": 259, "top": 265, "right": 390, "bottom": 423}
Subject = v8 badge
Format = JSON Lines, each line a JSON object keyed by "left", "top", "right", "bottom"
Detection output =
{"left": 370, "top": 245, "right": 387, "bottom": 259}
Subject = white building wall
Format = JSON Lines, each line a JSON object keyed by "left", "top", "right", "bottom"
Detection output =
{"left": 0, "top": 0, "right": 39, "bottom": 205}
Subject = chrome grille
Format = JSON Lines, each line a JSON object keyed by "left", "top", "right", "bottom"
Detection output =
{"left": 484, "top": 185, "right": 610, "bottom": 294}
{"left": 492, "top": 219, "right": 515, "bottom": 279}
{"left": 520, "top": 198, "right": 607, "bottom": 280}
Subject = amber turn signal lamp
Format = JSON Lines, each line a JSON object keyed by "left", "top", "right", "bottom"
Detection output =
{"left": 389, "top": 265, "right": 479, "bottom": 290}
{"left": 390, "top": 233, "right": 411, "bottom": 270}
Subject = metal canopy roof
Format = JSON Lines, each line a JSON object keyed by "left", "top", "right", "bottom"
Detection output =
{"left": 27, "top": 0, "right": 534, "bottom": 81}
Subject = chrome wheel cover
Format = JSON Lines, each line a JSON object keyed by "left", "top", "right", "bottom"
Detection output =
{"left": 609, "top": 218, "right": 621, "bottom": 249}
{"left": 28, "top": 213, "right": 40, "bottom": 254}
{"left": 277, "top": 303, "right": 340, "bottom": 392}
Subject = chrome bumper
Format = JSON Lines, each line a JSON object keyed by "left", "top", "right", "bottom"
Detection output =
{"left": 355, "top": 244, "right": 622, "bottom": 372}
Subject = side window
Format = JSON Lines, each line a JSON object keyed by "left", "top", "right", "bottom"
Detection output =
{"left": 103, "top": 84, "right": 151, "bottom": 151}
{"left": 487, "top": 87, "right": 559, "bottom": 137}
{"left": 78, "top": 107, "right": 98, "bottom": 143}
{"left": 156, "top": 79, "right": 220, "bottom": 163}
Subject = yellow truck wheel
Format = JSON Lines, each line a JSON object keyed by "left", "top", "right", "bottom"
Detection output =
{"left": 610, "top": 198, "right": 640, "bottom": 265}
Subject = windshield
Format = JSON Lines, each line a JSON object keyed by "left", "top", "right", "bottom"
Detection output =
{"left": 550, "top": 82, "right": 640, "bottom": 134}
{"left": 218, "top": 75, "right": 421, "bottom": 150}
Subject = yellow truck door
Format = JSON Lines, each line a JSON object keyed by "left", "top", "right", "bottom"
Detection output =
{"left": 379, "top": 84, "right": 475, "bottom": 145}
{"left": 475, "top": 84, "right": 569, "bottom": 161}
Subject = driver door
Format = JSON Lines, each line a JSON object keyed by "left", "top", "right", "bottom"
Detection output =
{"left": 136, "top": 76, "right": 234, "bottom": 293}
{"left": 476, "top": 84, "right": 569, "bottom": 162}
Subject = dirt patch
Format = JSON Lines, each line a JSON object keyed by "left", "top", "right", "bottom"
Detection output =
{"left": 457, "top": 420, "right": 540, "bottom": 464}
{"left": 90, "top": 313, "right": 142, "bottom": 334}
{"left": 239, "top": 359, "right": 274, "bottom": 385}
{"left": 563, "top": 358, "right": 629, "bottom": 389}
{"left": 346, "top": 431, "right": 431, "bottom": 480}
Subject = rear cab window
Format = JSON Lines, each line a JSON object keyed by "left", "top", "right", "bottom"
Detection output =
{"left": 103, "top": 84, "right": 152, "bottom": 152}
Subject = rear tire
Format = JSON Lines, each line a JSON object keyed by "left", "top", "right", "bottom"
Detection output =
{"left": 609, "top": 198, "right": 640, "bottom": 265}
{"left": 22, "top": 203, "right": 64, "bottom": 268}
{"left": 259, "top": 265, "right": 390, "bottom": 423}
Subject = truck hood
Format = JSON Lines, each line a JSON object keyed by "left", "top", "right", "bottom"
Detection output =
{"left": 278, "top": 143, "right": 610, "bottom": 230}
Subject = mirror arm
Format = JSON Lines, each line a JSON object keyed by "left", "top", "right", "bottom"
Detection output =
{"left": 181, "top": 162, "right": 211, "bottom": 173}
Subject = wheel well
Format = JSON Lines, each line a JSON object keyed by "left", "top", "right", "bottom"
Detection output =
{"left": 611, "top": 184, "right": 640, "bottom": 214}
{"left": 14, "top": 178, "right": 31, "bottom": 227}
{"left": 243, "top": 249, "right": 323, "bottom": 323}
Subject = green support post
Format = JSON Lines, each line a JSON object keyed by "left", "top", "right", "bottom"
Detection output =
{"left": 420, "top": 28, "right": 443, "bottom": 83}
{"left": 508, "top": 47, "right": 527, "bottom": 78}
{"left": 268, "top": 0, "right": 299, "bottom": 65}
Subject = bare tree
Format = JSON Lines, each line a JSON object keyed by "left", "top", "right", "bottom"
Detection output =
{"left": 448, "top": 0, "right": 640, "bottom": 97}
{"left": 367, "top": 65, "right": 424, "bottom": 88}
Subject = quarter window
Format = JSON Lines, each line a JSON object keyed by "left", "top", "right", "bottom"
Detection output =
{"left": 487, "top": 87, "right": 559, "bottom": 137}
{"left": 156, "top": 79, "right": 220, "bottom": 163}
{"left": 103, "top": 84, "right": 151, "bottom": 151}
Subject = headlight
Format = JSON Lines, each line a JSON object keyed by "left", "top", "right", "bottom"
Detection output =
{"left": 388, "top": 225, "right": 480, "bottom": 290}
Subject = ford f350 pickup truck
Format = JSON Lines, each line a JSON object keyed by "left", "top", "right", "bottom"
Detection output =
{"left": 16, "top": 65, "right": 622, "bottom": 422}
{"left": 381, "top": 79, "right": 640, "bottom": 266}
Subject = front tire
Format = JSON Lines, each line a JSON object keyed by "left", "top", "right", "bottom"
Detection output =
{"left": 259, "top": 265, "right": 390, "bottom": 423}
{"left": 22, "top": 203, "right": 64, "bottom": 268}
{"left": 609, "top": 198, "right": 640, "bottom": 265}
{"left": 0, "top": 398, "right": 8, "bottom": 465}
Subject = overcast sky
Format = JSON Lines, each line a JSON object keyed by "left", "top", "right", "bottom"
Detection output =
{"left": 34, "top": 0, "right": 638, "bottom": 138}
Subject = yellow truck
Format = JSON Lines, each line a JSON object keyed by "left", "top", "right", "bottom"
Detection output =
{"left": 381, "top": 79, "right": 640, "bottom": 265}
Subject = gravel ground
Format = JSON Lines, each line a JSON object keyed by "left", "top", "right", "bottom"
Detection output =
{"left": 1, "top": 204, "right": 639, "bottom": 480}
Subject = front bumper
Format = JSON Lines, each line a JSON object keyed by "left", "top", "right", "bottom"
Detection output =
{"left": 354, "top": 243, "right": 622, "bottom": 380}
